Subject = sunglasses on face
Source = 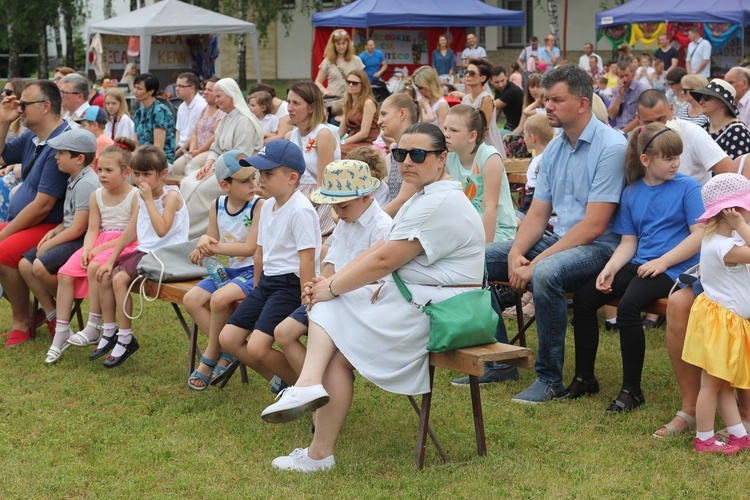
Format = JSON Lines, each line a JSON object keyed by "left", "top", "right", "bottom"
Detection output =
{"left": 18, "top": 100, "right": 47, "bottom": 111}
{"left": 346, "top": 80, "right": 362, "bottom": 86}
{"left": 699, "top": 95, "right": 713, "bottom": 102}
{"left": 681, "top": 88, "right": 693, "bottom": 94}
{"left": 392, "top": 148, "right": 444, "bottom": 163}
{"left": 465, "top": 70, "right": 478, "bottom": 77}
{"left": 1, "top": 89, "right": 12, "bottom": 97}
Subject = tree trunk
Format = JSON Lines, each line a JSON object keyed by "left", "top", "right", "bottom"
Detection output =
{"left": 38, "top": 22, "right": 50, "bottom": 79}
{"left": 104, "top": 0, "right": 113, "bottom": 19}
{"left": 53, "top": 10, "right": 63, "bottom": 64}
{"left": 64, "top": 11, "right": 75, "bottom": 67}
{"left": 547, "top": 0, "right": 559, "bottom": 40}
{"left": 7, "top": 23, "right": 19, "bottom": 78}
{"left": 237, "top": 34, "right": 247, "bottom": 91}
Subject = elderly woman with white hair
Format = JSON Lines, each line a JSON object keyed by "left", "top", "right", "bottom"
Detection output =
{"left": 180, "top": 78, "right": 264, "bottom": 238}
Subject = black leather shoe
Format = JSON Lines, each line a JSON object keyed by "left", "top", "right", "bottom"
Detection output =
{"left": 89, "top": 332, "right": 118, "bottom": 361}
{"left": 103, "top": 336, "right": 140, "bottom": 368}
{"left": 556, "top": 376, "right": 600, "bottom": 400}
{"left": 605, "top": 388, "right": 645, "bottom": 414}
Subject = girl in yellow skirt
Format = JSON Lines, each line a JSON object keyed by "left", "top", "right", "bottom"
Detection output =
{"left": 682, "top": 173, "right": 750, "bottom": 454}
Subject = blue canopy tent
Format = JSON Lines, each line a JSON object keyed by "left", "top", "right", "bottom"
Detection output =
{"left": 595, "top": 0, "right": 750, "bottom": 28}
{"left": 312, "top": 0, "right": 525, "bottom": 28}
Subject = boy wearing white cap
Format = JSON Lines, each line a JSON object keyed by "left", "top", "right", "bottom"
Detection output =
{"left": 275, "top": 159, "right": 392, "bottom": 383}
{"left": 184, "top": 150, "right": 265, "bottom": 390}
{"left": 18, "top": 129, "right": 101, "bottom": 351}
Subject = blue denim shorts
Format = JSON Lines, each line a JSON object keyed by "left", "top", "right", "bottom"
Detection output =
{"left": 22, "top": 236, "right": 85, "bottom": 274}
{"left": 287, "top": 304, "right": 309, "bottom": 327}
{"left": 196, "top": 265, "right": 255, "bottom": 296}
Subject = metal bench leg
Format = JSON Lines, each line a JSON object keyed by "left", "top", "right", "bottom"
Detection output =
{"left": 414, "top": 365, "right": 435, "bottom": 469}
{"left": 469, "top": 375, "right": 487, "bottom": 456}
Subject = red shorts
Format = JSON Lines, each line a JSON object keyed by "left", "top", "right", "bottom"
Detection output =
{"left": 0, "top": 222, "right": 58, "bottom": 268}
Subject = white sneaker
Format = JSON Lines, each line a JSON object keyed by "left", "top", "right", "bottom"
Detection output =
{"left": 271, "top": 448, "right": 335, "bottom": 472}
{"left": 261, "top": 384, "right": 330, "bottom": 423}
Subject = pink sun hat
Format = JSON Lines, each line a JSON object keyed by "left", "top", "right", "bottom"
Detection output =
{"left": 697, "top": 173, "right": 750, "bottom": 222}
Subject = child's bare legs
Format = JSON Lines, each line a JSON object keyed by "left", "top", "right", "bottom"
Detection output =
{"left": 46, "top": 273, "right": 77, "bottom": 350}
{"left": 696, "top": 370, "right": 741, "bottom": 435}
{"left": 219, "top": 325, "right": 274, "bottom": 380}
{"left": 246, "top": 330, "right": 297, "bottom": 386}
{"left": 19, "top": 258, "right": 56, "bottom": 315}
{"left": 73, "top": 262, "right": 104, "bottom": 342}
{"left": 96, "top": 268, "right": 119, "bottom": 350}
{"left": 275, "top": 317, "right": 308, "bottom": 377}
{"left": 185, "top": 284, "right": 246, "bottom": 388}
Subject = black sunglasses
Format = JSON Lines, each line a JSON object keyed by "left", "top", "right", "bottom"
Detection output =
{"left": 18, "top": 100, "right": 47, "bottom": 111}
{"left": 392, "top": 148, "right": 444, "bottom": 163}
{"left": 346, "top": 80, "right": 361, "bottom": 86}
{"left": 1, "top": 89, "right": 12, "bottom": 97}
{"left": 698, "top": 94, "right": 713, "bottom": 102}
{"left": 465, "top": 70, "right": 478, "bottom": 77}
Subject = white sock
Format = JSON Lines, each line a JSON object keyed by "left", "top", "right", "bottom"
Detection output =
{"left": 110, "top": 329, "right": 133, "bottom": 358}
{"left": 727, "top": 423, "right": 747, "bottom": 438}
{"left": 606, "top": 318, "right": 617, "bottom": 325}
{"left": 696, "top": 430, "right": 715, "bottom": 441}
{"left": 97, "top": 322, "right": 117, "bottom": 350}
{"left": 52, "top": 320, "right": 70, "bottom": 349}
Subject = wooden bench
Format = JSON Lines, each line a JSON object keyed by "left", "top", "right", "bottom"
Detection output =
{"left": 410, "top": 342, "right": 533, "bottom": 469}
{"left": 492, "top": 281, "right": 669, "bottom": 347}
{"left": 139, "top": 280, "right": 248, "bottom": 388}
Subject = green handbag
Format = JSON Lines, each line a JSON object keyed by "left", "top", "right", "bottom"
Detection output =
{"left": 391, "top": 271, "right": 498, "bottom": 353}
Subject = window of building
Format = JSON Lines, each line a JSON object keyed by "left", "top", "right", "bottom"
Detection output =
{"left": 503, "top": 0, "right": 533, "bottom": 48}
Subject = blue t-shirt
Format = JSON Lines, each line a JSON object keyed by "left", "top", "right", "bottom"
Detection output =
{"left": 359, "top": 50, "right": 386, "bottom": 80}
{"left": 432, "top": 49, "right": 455, "bottom": 76}
{"left": 134, "top": 99, "right": 176, "bottom": 163}
{"left": 1, "top": 123, "right": 70, "bottom": 223}
{"left": 535, "top": 114, "right": 627, "bottom": 250}
{"left": 613, "top": 173, "right": 703, "bottom": 281}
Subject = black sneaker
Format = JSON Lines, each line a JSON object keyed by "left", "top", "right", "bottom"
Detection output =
{"left": 604, "top": 321, "right": 618, "bottom": 332}
{"left": 451, "top": 364, "right": 519, "bottom": 386}
{"left": 556, "top": 376, "right": 600, "bottom": 400}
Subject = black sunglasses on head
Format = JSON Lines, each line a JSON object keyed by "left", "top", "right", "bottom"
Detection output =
{"left": 392, "top": 148, "right": 444, "bottom": 163}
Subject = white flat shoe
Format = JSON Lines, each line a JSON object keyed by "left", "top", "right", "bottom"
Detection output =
{"left": 45, "top": 344, "right": 69, "bottom": 364}
{"left": 261, "top": 384, "right": 330, "bottom": 423}
{"left": 271, "top": 448, "right": 335, "bottom": 472}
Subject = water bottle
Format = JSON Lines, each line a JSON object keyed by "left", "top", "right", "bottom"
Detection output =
{"left": 203, "top": 256, "right": 229, "bottom": 288}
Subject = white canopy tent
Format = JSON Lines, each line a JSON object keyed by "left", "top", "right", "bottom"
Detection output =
{"left": 86, "top": 0, "right": 261, "bottom": 80}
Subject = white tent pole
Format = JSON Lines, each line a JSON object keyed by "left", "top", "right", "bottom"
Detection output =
{"left": 85, "top": 28, "right": 91, "bottom": 74}
{"left": 250, "top": 30, "right": 262, "bottom": 83}
{"left": 140, "top": 36, "right": 152, "bottom": 73}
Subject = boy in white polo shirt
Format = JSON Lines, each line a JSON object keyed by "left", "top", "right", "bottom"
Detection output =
{"left": 215, "top": 140, "right": 321, "bottom": 388}
{"left": 274, "top": 159, "right": 392, "bottom": 384}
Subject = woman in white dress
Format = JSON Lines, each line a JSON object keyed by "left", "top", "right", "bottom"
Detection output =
{"left": 261, "top": 123, "right": 486, "bottom": 472}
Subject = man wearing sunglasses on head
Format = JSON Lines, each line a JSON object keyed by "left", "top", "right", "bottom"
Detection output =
{"left": 485, "top": 65, "right": 627, "bottom": 403}
{"left": 0, "top": 80, "right": 70, "bottom": 347}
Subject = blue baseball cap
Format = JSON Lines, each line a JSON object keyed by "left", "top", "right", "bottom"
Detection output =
{"left": 239, "top": 140, "right": 306, "bottom": 175}
{"left": 74, "top": 106, "right": 108, "bottom": 125}
{"left": 214, "top": 150, "right": 257, "bottom": 181}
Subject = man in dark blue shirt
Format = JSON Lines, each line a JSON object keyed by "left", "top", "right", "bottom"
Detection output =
{"left": 0, "top": 80, "right": 69, "bottom": 346}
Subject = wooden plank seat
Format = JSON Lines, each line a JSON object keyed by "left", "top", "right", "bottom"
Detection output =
{"left": 491, "top": 281, "right": 669, "bottom": 348}
{"left": 138, "top": 279, "right": 248, "bottom": 388}
{"left": 409, "top": 342, "right": 533, "bottom": 469}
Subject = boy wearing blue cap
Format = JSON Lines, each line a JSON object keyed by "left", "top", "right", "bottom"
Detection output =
{"left": 184, "top": 150, "right": 265, "bottom": 390}
{"left": 75, "top": 106, "right": 113, "bottom": 168}
{"left": 17, "top": 129, "right": 101, "bottom": 361}
{"left": 215, "top": 140, "right": 321, "bottom": 387}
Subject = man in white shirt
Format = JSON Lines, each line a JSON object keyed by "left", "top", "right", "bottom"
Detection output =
{"left": 461, "top": 33, "right": 487, "bottom": 69}
{"left": 59, "top": 74, "right": 90, "bottom": 130}
{"left": 577, "top": 42, "right": 602, "bottom": 72}
{"left": 724, "top": 66, "right": 750, "bottom": 128}
{"left": 686, "top": 26, "right": 712, "bottom": 78}
{"left": 174, "top": 72, "right": 207, "bottom": 160}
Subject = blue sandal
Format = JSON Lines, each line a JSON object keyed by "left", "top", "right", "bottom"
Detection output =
{"left": 188, "top": 355, "right": 218, "bottom": 391}
{"left": 211, "top": 353, "right": 239, "bottom": 387}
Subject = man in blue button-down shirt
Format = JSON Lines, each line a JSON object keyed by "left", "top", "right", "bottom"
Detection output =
{"left": 485, "top": 65, "right": 627, "bottom": 403}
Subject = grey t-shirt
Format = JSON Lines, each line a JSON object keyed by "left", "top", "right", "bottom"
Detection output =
{"left": 63, "top": 166, "right": 101, "bottom": 227}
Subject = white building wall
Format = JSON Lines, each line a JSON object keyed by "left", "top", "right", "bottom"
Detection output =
{"left": 276, "top": 10, "right": 314, "bottom": 79}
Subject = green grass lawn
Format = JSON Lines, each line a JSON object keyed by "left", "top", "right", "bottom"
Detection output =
{"left": 0, "top": 300, "right": 745, "bottom": 497}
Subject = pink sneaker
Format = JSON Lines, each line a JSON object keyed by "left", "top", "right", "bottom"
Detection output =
{"left": 694, "top": 435, "right": 741, "bottom": 454}
{"left": 728, "top": 434, "right": 750, "bottom": 450}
